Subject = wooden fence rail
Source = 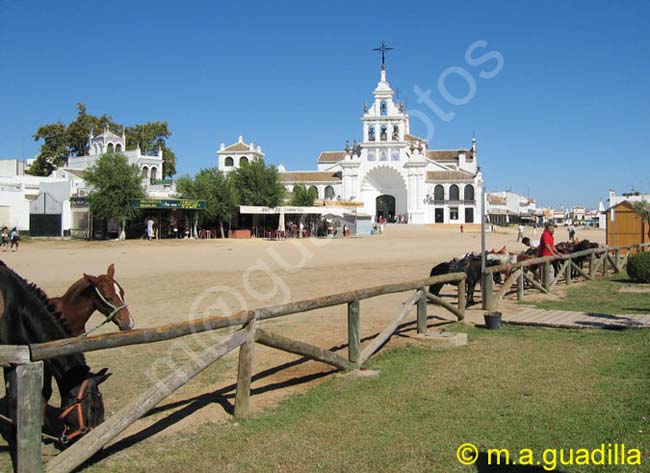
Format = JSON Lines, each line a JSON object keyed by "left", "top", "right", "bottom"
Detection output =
{"left": 482, "top": 242, "right": 650, "bottom": 311}
{"left": 2, "top": 271, "right": 467, "bottom": 473}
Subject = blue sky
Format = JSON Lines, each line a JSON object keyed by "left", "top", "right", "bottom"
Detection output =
{"left": 1, "top": 0, "right": 648, "bottom": 208}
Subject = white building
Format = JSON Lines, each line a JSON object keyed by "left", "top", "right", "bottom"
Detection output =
{"left": 68, "top": 126, "right": 166, "bottom": 187}
{"left": 217, "top": 136, "right": 264, "bottom": 174}
{"left": 216, "top": 66, "right": 483, "bottom": 224}
{"left": 486, "top": 191, "right": 537, "bottom": 225}
{"left": 608, "top": 189, "right": 650, "bottom": 207}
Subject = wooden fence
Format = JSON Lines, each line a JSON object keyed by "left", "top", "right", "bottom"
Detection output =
{"left": 0, "top": 271, "right": 467, "bottom": 473}
{"left": 482, "top": 242, "right": 650, "bottom": 310}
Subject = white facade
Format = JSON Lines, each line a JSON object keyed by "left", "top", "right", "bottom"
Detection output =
{"left": 68, "top": 126, "right": 166, "bottom": 187}
{"left": 217, "top": 136, "right": 264, "bottom": 174}
{"left": 486, "top": 191, "right": 538, "bottom": 224}
{"left": 277, "top": 67, "right": 483, "bottom": 224}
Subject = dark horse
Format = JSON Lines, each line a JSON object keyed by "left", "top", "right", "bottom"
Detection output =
{"left": 429, "top": 255, "right": 502, "bottom": 307}
{"left": 0, "top": 261, "right": 110, "bottom": 468}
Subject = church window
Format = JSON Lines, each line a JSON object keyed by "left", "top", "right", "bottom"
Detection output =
{"left": 391, "top": 149, "right": 399, "bottom": 161}
{"left": 380, "top": 101, "right": 387, "bottom": 116}
{"left": 449, "top": 184, "right": 460, "bottom": 201}
{"left": 368, "top": 126, "right": 375, "bottom": 141}
{"left": 150, "top": 167, "right": 158, "bottom": 184}
{"left": 107, "top": 143, "right": 114, "bottom": 153}
{"left": 225, "top": 157, "right": 234, "bottom": 166}
{"left": 308, "top": 186, "right": 319, "bottom": 198}
{"left": 380, "top": 150, "right": 387, "bottom": 161}
{"left": 434, "top": 185, "right": 444, "bottom": 201}
{"left": 392, "top": 125, "right": 399, "bottom": 141}
{"left": 142, "top": 166, "right": 149, "bottom": 179}
{"left": 240, "top": 156, "right": 249, "bottom": 165}
{"left": 464, "top": 184, "right": 475, "bottom": 201}
{"left": 380, "top": 125, "right": 387, "bottom": 141}
{"left": 367, "top": 150, "right": 376, "bottom": 161}
{"left": 324, "top": 185, "right": 335, "bottom": 200}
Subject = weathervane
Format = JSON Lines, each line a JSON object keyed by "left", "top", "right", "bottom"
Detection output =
{"left": 372, "top": 41, "right": 394, "bottom": 70}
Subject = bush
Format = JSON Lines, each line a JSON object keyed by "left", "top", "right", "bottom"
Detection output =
{"left": 626, "top": 252, "right": 650, "bottom": 283}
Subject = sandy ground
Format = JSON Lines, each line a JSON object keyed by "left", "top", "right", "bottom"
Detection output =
{"left": 0, "top": 224, "right": 605, "bottom": 465}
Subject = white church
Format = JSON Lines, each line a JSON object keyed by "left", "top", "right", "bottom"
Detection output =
{"left": 218, "top": 62, "right": 483, "bottom": 225}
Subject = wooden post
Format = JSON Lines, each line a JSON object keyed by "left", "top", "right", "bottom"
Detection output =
{"left": 457, "top": 278, "right": 466, "bottom": 321}
{"left": 347, "top": 300, "right": 361, "bottom": 365}
{"left": 483, "top": 273, "right": 495, "bottom": 311}
{"left": 602, "top": 253, "right": 608, "bottom": 276}
{"left": 16, "top": 362, "right": 44, "bottom": 473}
{"left": 416, "top": 286, "right": 427, "bottom": 334}
{"left": 589, "top": 252, "right": 596, "bottom": 278}
{"left": 565, "top": 257, "right": 572, "bottom": 285}
{"left": 234, "top": 317, "right": 257, "bottom": 418}
{"left": 517, "top": 271, "right": 525, "bottom": 301}
{"left": 614, "top": 249, "right": 620, "bottom": 271}
{"left": 543, "top": 261, "right": 552, "bottom": 291}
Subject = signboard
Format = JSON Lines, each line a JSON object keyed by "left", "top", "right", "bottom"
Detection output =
{"left": 129, "top": 199, "right": 206, "bottom": 210}
{"left": 319, "top": 200, "right": 364, "bottom": 208}
{"left": 239, "top": 205, "right": 360, "bottom": 215}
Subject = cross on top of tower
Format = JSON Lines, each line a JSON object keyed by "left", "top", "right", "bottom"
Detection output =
{"left": 372, "top": 41, "right": 394, "bottom": 70}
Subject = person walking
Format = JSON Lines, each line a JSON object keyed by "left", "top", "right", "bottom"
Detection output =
{"left": 460, "top": 224, "right": 464, "bottom": 233}
{"left": 516, "top": 224, "right": 524, "bottom": 242}
{"left": 9, "top": 227, "right": 20, "bottom": 252}
{"left": 146, "top": 217, "right": 155, "bottom": 240}
{"left": 568, "top": 223, "right": 576, "bottom": 241}
{"left": 1, "top": 227, "right": 8, "bottom": 251}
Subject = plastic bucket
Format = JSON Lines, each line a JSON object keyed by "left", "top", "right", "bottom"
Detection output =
{"left": 484, "top": 312, "right": 502, "bottom": 330}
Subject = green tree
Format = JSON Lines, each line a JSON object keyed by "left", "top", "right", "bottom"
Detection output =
{"left": 29, "top": 122, "right": 68, "bottom": 176}
{"left": 66, "top": 103, "right": 118, "bottom": 157}
{"left": 291, "top": 184, "right": 318, "bottom": 206}
{"left": 177, "top": 168, "right": 238, "bottom": 238}
{"left": 125, "top": 122, "right": 176, "bottom": 177}
{"left": 232, "top": 160, "right": 285, "bottom": 207}
{"left": 632, "top": 200, "right": 650, "bottom": 241}
{"left": 84, "top": 152, "right": 145, "bottom": 240}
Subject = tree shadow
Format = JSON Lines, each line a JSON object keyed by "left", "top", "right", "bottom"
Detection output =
{"left": 474, "top": 451, "right": 565, "bottom": 472}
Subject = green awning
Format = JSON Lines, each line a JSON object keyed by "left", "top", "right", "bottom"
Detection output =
{"left": 129, "top": 199, "right": 206, "bottom": 210}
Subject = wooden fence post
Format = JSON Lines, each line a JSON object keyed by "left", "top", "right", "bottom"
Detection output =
{"left": 615, "top": 249, "right": 621, "bottom": 271}
{"left": 234, "top": 316, "right": 257, "bottom": 418}
{"left": 347, "top": 300, "right": 361, "bottom": 365}
{"left": 543, "top": 261, "right": 552, "bottom": 291}
{"left": 517, "top": 271, "right": 525, "bottom": 301}
{"left": 416, "top": 286, "right": 427, "bottom": 334}
{"left": 565, "top": 257, "right": 572, "bottom": 285}
{"left": 589, "top": 252, "right": 596, "bottom": 278}
{"left": 16, "top": 362, "right": 44, "bottom": 473}
{"left": 602, "top": 253, "right": 608, "bottom": 276}
{"left": 457, "top": 278, "right": 466, "bottom": 321}
{"left": 482, "top": 273, "right": 495, "bottom": 311}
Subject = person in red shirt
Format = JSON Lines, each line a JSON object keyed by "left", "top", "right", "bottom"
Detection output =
{"left": 538, "top": 223, "right": 562, "bottom": 257}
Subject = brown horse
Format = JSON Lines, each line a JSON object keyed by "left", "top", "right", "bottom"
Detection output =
{"left": 49, "top": 263, "right": 133, "bottom": 337}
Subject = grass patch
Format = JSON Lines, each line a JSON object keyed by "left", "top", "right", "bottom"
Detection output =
{"left": 523, "top": 273, "right": 650, "bottom": 314}
{"left": 80, "top": 325, "right": 649, "bottom": 473}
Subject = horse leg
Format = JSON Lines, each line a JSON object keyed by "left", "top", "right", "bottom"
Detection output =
{"left": 466, "top": 281, "right": 476, "bottom": 307}
{"left": 428, "top": 283, "right": 443, "bottom": 299}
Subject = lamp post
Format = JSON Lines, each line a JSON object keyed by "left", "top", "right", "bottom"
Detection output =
{"left": 481, "top": 182, "right": 487, "bottom": 308}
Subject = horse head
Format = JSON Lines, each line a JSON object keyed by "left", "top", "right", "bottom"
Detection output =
{"left": 58, "top": 368, "right": 111, "bottom": 445}
{"left": 84, "top": 264, "right": 134, "bottom": 331}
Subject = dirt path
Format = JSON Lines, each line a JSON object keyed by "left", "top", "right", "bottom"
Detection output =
{"left": 0, "top": 225, "right": 605, "bottom": 465}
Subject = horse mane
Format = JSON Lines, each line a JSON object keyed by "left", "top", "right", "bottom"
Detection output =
{"left": 0, "top": 262, "right": 72, "bottom": 335}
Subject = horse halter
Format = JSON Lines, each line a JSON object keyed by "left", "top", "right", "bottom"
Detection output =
{"left": 58, "top": 379, "right": 92, "bottom": 444}
{"left": 80, "top": 285, "right": 128, "bottom": 338}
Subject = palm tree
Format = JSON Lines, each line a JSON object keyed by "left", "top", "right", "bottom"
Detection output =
{"left": 632, "top": 200, "right": 650, "bottom": 242}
